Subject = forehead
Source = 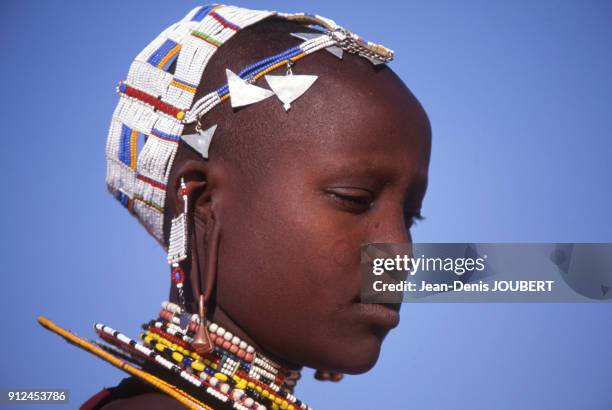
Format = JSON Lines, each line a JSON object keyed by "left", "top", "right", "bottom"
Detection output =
{"left": 283, "top": 57, "right": 431, "bottom": 182}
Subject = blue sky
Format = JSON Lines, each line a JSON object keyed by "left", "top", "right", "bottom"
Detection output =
{"left": 1, "top": 1, "right": 611, "bottom": 409}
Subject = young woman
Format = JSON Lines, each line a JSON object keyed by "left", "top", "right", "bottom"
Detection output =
{"left": 40, "top": 4, "right": 431, "bottom": 409}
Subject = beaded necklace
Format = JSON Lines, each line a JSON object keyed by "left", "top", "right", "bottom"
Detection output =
{"left": 95, "top": 301, "right": 310, "bottom": 410}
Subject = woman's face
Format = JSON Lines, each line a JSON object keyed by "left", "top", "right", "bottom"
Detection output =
{"left": 196, "top": 55, "right": 431, "bottom": 374}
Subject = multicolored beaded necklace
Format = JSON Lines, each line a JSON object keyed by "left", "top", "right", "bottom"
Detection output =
{"left": 95, "top": 301, "right": 310, "bottom": 410}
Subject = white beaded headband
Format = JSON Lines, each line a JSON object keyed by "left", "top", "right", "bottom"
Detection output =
{"left": 105, "top": 4, "right": 394, "bottom": 247}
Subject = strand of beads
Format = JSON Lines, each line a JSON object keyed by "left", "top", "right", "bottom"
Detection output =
{"left": 140, "top": 323, "right": 308, "bottom": 410}
{"left": 155, "top": 302, "right": 300, "bottom": 401}
{"left": 158, "top": 302, "right": 301, "bottom": 392}
{"left": 156, "top": 302, "right": 300, "bottom": 391}
{"left": 95, "top": 323, "right": 265, "bottom": 410}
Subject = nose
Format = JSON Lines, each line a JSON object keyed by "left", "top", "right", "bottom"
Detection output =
{"left": 368, "top": 211, "right": 410, "bottom": 245}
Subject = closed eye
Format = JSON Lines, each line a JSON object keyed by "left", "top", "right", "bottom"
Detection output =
{"left": 325, "top": 187, "right": 374, "bottom": 213}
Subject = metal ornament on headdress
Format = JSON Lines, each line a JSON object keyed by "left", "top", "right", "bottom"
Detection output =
{"left": 226, "top": 69, "right": 274, "bottom": 108}
{"left": 181, "top": 124, "right": 218, "bottom": 159}
{"left": 265, "top": 63, "right": 318, "bottom": 111}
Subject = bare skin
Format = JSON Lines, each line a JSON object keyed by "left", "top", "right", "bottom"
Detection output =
{"left": 102, "top": 18, "right": 431, "bottom": 409}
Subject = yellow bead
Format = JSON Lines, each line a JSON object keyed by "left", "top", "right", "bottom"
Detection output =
{"left": 262, "top": 390, "right": 269, "bottom": 398}
{"left": 176, "top": 111, "right": 185, "bottom": 120}
{"left": 275, "top": 397, "right": 282, "bottom": 404}
{"left": 192, "top": 362, "right": 204, "bottom": 372}
{"left": 288, "top": 406, "right": 295, "bottom": 410}
{"left": 215, "top": 373, "right": 228, "bottom": 382}
{"left": 271, "top": 403, "right": 280, "bottom": 410}
{"left": 247, "top": 382, "right": 255, "bottom": 388}
{"left": 236, "top": 380, "right": 247, "bottom": 390}
{"left": 255, "top": 386, "right": 262, "bottom": 392}
{"left": 281, "top": 401, "right": 288, "bottom": 409}
{"left": 171, "top": 352, "right": 183, "bottom": 362}
{"left": 155, "top": 343, "right": 165, "bottom": 351}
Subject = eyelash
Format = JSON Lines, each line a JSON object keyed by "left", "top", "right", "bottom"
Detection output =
{"left": 327, "top": 191, "right": 426, "bottom": 227}
{"left": 327, "top": 192, "right": 374, "bottom": 212}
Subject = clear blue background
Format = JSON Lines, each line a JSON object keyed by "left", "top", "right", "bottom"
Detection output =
{"left": 1, "top": 1, "right": 611, "bottom": 409}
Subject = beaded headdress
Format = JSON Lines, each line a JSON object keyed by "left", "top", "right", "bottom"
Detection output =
{"left": 105, "top": 4, "right": 394, "bottom": 247}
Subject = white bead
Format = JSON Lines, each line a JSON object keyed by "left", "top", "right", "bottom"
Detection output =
{"left": 217, "top": 327, "right": 226, "bottom": 336}
{"left": 210, "top": 377, "right": 219, "bottom": 386}
{"left": 224, "top": 331, "right": 233, "bottom": 341}
{"left": 232, "top": 336, "right": 240, "bottom": 345}
{"left": 220, "top": 383, "right": 230, "bottom": 394}
{"left": 246, "top": 346, "right": 255, "bottom": 353}
{"left": 239, "top": 341, "right": 247, "bottom": 349}
{"left": 244, "top": 398, "right": 254, "bottom": 407}
{"left": 209, "top": 323, "right": 218, "bottom": 332}
{"left": 231, "top": 389, "right": 244, "bottom": 400}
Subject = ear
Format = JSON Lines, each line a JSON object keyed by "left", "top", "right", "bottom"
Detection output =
{"left": 167, "top": 159, "right": 213, "bottom": 221}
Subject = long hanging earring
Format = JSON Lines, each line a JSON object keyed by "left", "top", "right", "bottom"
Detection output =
{"left": 167, "top": 178, "right": 190, "bottom": 313}
{"left": 192, "top": 212, "right": 220, "bottom": 355}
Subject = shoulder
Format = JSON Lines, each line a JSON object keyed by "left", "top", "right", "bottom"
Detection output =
{"left": 81, "top": 376, "right": 184, "bottom": 410}
{"left": 100, "top": 392, "right": 186, "bottom": 410}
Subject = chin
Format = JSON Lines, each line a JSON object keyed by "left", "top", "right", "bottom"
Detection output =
{"left": 315, "top": 331, "right": 384, "bottom": 375}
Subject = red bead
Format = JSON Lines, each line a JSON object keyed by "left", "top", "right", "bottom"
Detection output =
{"left": 171, "top": 267, "right": 185, "bottom": 284}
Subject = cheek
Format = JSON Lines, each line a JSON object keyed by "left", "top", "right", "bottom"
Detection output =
{"left": 216, "top": 193, "right": 355, "bottom": 316}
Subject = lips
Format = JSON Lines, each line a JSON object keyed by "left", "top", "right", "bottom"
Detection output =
{"left": 350, "top": 269, "right": 401, "bottom": 329}
{"left": 353, "top": 301, "right": 401, "bottom": 329}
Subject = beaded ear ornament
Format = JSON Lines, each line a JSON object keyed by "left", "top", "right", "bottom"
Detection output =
{"left": 167, "top": 178, "right": 216, "bottom": 356}
{"left": 167, "top": 178, "right": 190, "bottom": 312}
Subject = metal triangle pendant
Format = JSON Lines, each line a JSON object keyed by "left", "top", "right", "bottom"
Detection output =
{"left": 226, "top": 69, "right": 274, "bottom": 108}
{"left": 181, "top": 124, "right": 217, "bottom": 159}
{"left": 365, "top": 55, "right": 386, "bottom": 66}
{"left": 264, "top": 74, "right": 318, "bottom": 111}
{"left": 290, "top": 32, "right": 343, "bottom": 59}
